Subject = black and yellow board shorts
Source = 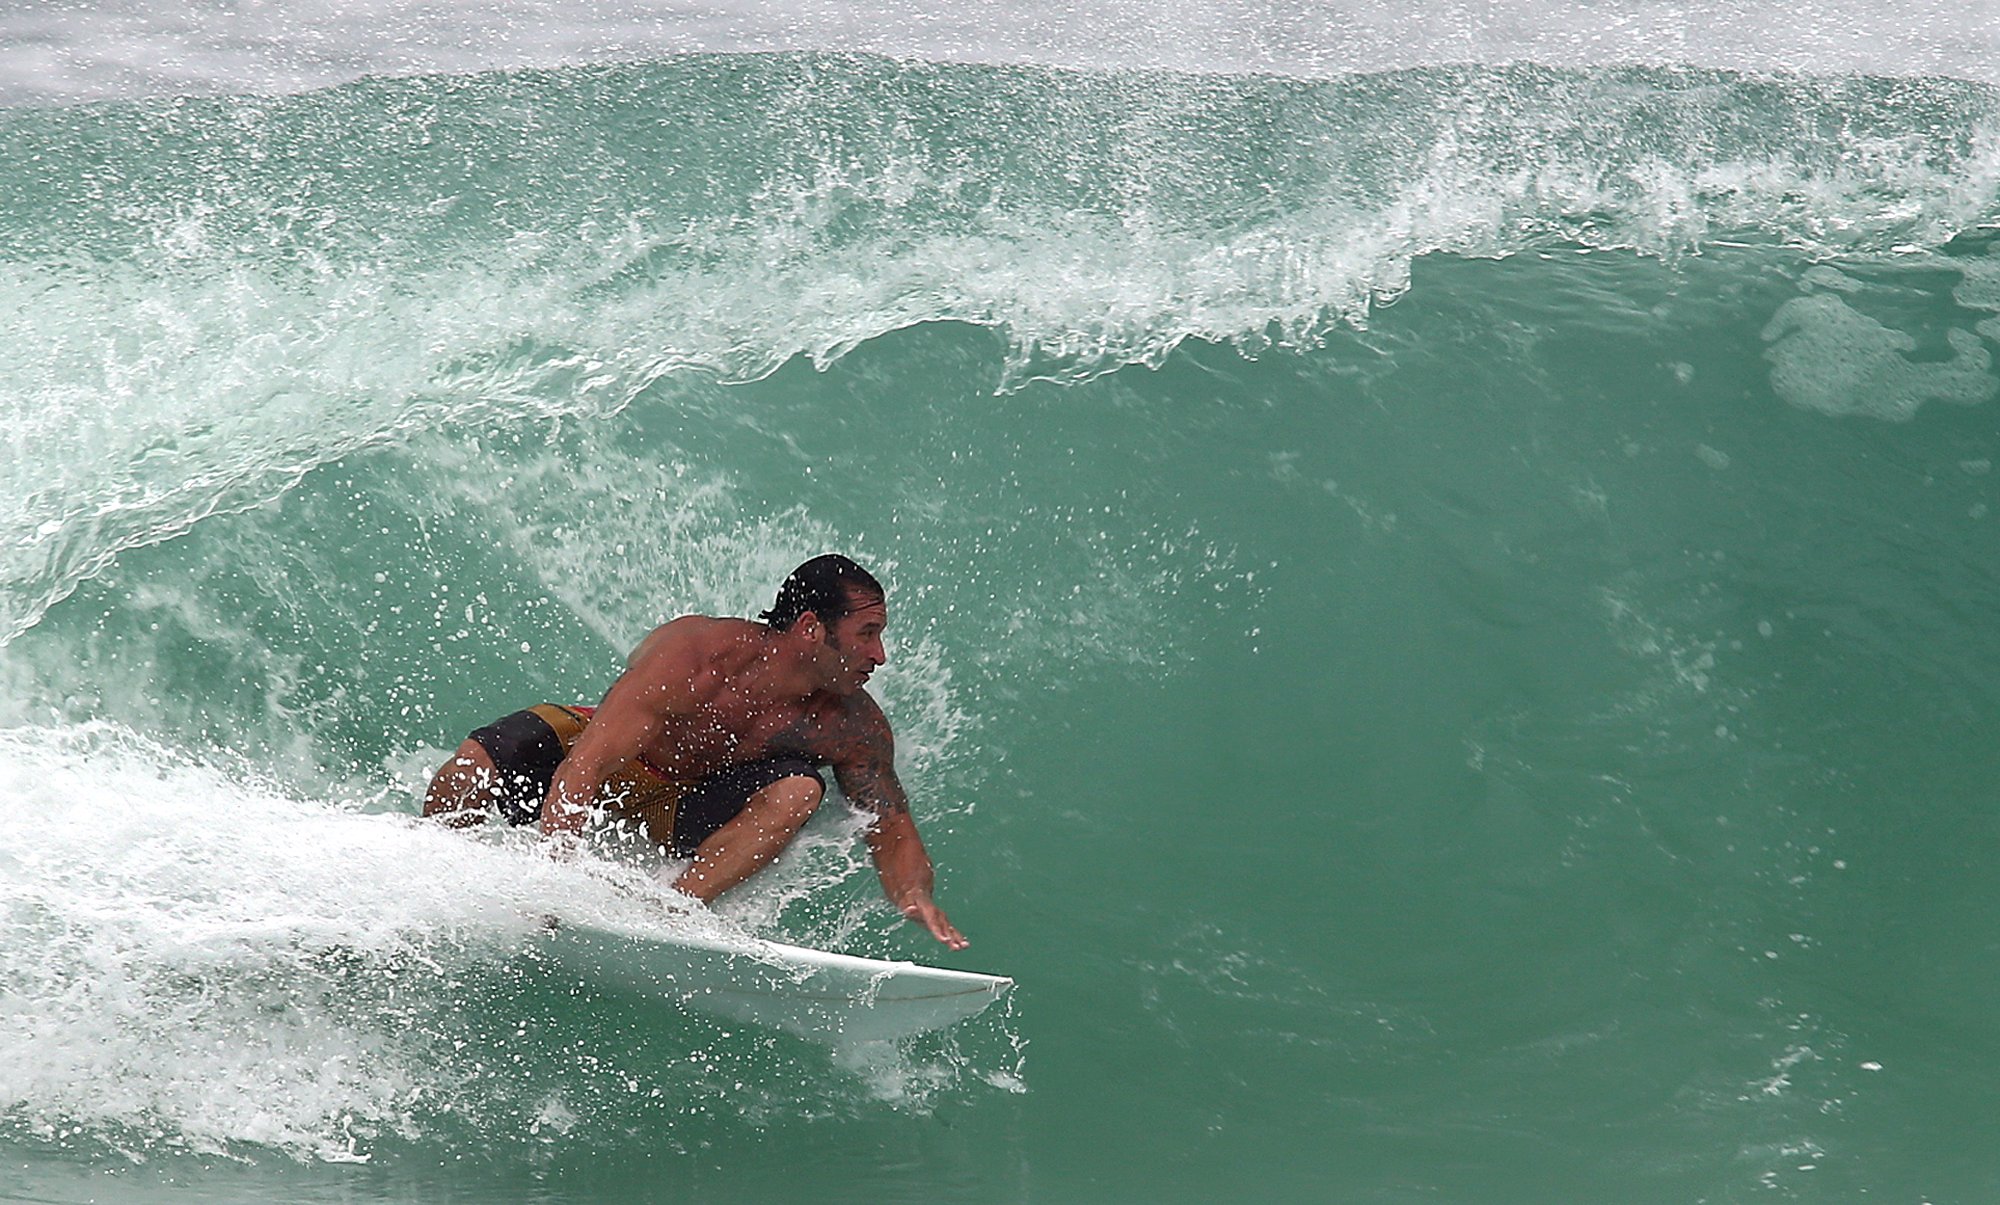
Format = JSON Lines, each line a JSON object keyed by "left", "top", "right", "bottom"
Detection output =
{"left": 466, "top": 703, "right": 824, "bottom": 857}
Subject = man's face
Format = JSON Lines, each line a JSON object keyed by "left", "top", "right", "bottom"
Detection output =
{"left": 820, "top": 596, "right": 888, "bottom": 693}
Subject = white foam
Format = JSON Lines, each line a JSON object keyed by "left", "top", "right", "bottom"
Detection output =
{"left": 0, "top": 203, "right": 1304, "bottom": 642}
{"left": 0, "top": 719, "right": 761, "bottom": 1159}
{"left": 2, "top": 0, "right": 1996, "bottom": 107}
{"left": 0, "top": 236, "right": 647, "bottom": 643}
{"left": 2, "top": 55, "right": 1989, "bottom": 650}
{"left": 1955, "top": 249, "right": 2000, "bottom": 345}
{"left": 1762, "top": 291, "right": 1997, "bottom": 421}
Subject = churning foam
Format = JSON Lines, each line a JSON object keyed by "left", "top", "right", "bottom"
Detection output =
{"left": 0, "top": 720, "right": 803, "bottom": 1160}
{"left": 0, "top": 705, "right": 1014, "bottom": 1161}
{"left": 3, "top": 0, "right": 1996, "bottom": 106}
{"left": 1763, "top": 262, "right": 2000, "bottom": 422}
{"left": 4, "top": 56, "right": 1996, "bottom": 650}
{"left": 8, "top": 61, "right": 1990, "bottom": 644}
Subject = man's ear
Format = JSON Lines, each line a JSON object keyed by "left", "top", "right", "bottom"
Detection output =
{"left": 794, "top": 611, "right": 825, "bottom": 643}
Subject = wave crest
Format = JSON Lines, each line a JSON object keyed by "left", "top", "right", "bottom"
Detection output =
{"left": 1, "top": 57, "right": 1996, "bottom": 638}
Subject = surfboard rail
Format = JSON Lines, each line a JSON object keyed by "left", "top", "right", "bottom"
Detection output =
{"left": 537, "top": 918, "right": 1014, "bottom": 1043}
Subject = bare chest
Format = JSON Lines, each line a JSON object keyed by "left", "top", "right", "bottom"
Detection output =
{"left": 639, "top": 697, "right": 839, "bottom": 778}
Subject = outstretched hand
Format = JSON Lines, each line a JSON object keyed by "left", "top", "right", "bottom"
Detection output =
{"left": 898, "top": 892, "right": 969, "bottom": 950}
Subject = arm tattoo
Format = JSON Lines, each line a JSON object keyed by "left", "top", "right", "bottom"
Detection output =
{"left": 838, "top": 749, "right": 911, "bottom": 817}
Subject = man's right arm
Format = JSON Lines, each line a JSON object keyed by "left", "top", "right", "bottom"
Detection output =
{"left": 829, "top": 699, "right": 968, "bottom": 950}
{"left": 540, "top": 625, "right": 701, "bottom": 842}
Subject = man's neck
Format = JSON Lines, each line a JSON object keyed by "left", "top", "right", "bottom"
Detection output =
{"left": 730, "top": 625, "right": 824, "bottom": 705}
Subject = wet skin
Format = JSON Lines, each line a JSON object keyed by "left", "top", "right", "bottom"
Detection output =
{"left": 425, "top": 598, "right": 966, "bottom": 949}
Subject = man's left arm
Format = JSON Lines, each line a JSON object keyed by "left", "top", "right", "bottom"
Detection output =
{"left": 833, "top": 708, "right": 968, "bottom": 951}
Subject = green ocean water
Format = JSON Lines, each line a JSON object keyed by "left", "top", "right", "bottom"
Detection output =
{"left": 3, "top": 51, "right": 2000, "bottom": 1204}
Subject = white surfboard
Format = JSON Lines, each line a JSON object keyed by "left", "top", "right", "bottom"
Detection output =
{"left": 537, "top": 917, "right": 1013, "bottom": 1043}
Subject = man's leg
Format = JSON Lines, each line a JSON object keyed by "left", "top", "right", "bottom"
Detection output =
{"left": 669, "top": 775, "right": 824, "bottom": 902}
{"left": 425, "top": 707, "right": 583, "bottom": 828}
{"left": 423, "top": 739, "right": 500, "bottom": 827}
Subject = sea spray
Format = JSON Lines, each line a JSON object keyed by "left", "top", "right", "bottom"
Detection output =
{"left": 0, "top": 720, "right": 1021, "bottom": 1166}
{"left": 5, "top": 60, "right": 1995, "bottom": 640}
{"left": 0, "top": 36, "right": 1997, "bottom": 1205}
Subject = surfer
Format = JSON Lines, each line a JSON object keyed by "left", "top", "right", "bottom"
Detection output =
{"left": 421, "top": 555, "right": 967, "bottom": 949}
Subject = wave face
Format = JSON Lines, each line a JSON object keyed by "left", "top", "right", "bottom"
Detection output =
{"left": 2, "top": 47, "right": 1999, "bottom": 1205}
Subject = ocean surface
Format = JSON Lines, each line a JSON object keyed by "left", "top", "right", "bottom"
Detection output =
{"left": 3, "top": 4, "right": 1999, "bottom": 1202}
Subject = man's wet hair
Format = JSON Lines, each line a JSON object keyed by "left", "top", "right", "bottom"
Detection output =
{"left": 760, "top": 555, "right": 885, "bottom": 631}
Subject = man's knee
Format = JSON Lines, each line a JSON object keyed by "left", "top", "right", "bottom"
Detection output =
{"left": 748, "top": 774, "right": 824, "bottom": 831}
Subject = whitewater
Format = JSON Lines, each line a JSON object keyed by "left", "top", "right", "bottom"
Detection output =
{"left": 2, "top": 3, "right": 1998, "bottom": 1203}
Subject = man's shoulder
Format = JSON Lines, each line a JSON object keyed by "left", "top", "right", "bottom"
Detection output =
{"left": 610, "top": 617, "right": 765, "bottom": 713}
{"left": 655, "top": 613, "right": 758, "bottom": 638}
{"left": 630, "top": 614, "right": 759, "bottom": 660}
{"left": 808, "top": 690, "right": 897, "bottom": 777}
{"left": 822, "top": 687, "right": 892, "bottom": 746}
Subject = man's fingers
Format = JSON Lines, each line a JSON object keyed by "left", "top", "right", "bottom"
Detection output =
{"left": 921, "top": 906, "right": 968, "bottom": 950}
{"left": 898, "top": 896, "right": 969, "bottom": 949}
